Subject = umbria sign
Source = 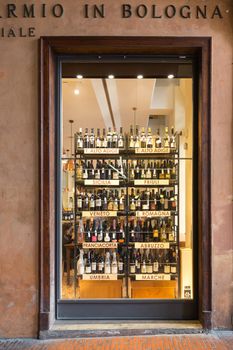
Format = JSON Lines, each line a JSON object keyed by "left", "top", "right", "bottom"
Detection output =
{"left": 0, "top": 2, "right": 226, "bottom": 38}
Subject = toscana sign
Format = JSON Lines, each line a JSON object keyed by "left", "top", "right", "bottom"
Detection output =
{"left": 0, "top": 2, "right": 225, "bottom": 38}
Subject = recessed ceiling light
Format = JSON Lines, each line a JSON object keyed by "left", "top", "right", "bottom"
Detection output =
{"left": 137, "top": 75, "right": 143, "bottom": 79}
{"left": 76, "top": 74, "right": 83, "bottom": 79}
{"left": 108, "top": 75, "right": 115, "bottom": 79}
{"left": 168, "top": 74, "right": 175, "bottom": 79}
{"left": 74, "top": 89, "right": 80, "bottom": 95}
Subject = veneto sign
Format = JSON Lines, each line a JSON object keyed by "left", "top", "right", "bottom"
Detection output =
{"left": 0, "top": 2, "right": 225, "bottom": 38}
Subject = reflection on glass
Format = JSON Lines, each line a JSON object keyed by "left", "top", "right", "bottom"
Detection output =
{"left": 61, "top": 77, "right": 193, "bottom": 300}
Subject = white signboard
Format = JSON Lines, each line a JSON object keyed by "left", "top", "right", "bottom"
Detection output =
{"left": 84, "top": 179, "right": 119, "bottom": 186}
{"left": 82, "top": 242, "right": 118, "bottom": 249}
{"left": 82, "top": 211, "right": 117, "bottom": 217}
{"left": 135, "top": 274, "right": 171, "bottom": 281}
{"left": 82, "top": 274, "right": 118, "bottom": 280}
{"left": 134, "top": 242, "right": 169, "bottom": 249}
{"left": 84, "top": 148, "right": 119, "bottom": 154}
{"left": 135, "top": 148, "right": 170, "bottom": 154}
{"left": 134, "top": 179, "right": 169, "bottom": 186}
{"left": 136, "top": 211, "right": 171, "bottom": 218}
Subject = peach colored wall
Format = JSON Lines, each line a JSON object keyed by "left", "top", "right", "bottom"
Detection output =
{"left": 0, "top": 0, "right": 232, "bottom": 338}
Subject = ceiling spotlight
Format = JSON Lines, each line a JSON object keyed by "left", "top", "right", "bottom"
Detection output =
{"left": 74, "top": 89, "right": 80, "bottom": 95}
{"left": 76, "top": 74, "right": 83, "bottom": 79}
{"left": 137, "top": 75, "right": 143, "bottom": 79}
{"left": 108, "top": 74, "right": 115, "bottom": 79}
{"left": 168, "top": 74, "right": 175, "bottom": 79}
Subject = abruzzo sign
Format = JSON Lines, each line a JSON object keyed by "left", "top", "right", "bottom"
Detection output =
{"left": 0, "top": 2, "right": 225, "bottom": 38}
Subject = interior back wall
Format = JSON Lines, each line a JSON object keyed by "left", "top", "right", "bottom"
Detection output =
{"left": 0, "top": 0, "right": 232, "bottom": 337}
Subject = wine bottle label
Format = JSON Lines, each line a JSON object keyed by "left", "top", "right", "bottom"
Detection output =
{"left": 169, "top": 233, "right": 175, "bottom": 241}
{"left": 141, "top": 265, "right": 147, "bottom": 274}
{"left": 130, "top": 265, "right": 136, "bottom": 274}
{"left": 111, "top": 266, "right": 118, "bottom": 274}
{"left": 91, "top": 262, "right": 97, "bottom": 271}
{"left": 118, "top": 139, "right": 124, "bottom": 147}
{"left": 98, "top": 262, "right": 104, "bottom": 272}
{"left": 164, "top": 265, "right": 171, "bottom": 274}
{"left": 113, "top": 172, "right": 119, "bottom": 180}
{"left": 153, "top": 262, "right": 159, "bottom": 272}
{"left": 77, "top": 265, "right": 84, "bottom": 275}
{"left": 171, "top": 266, "right": 177, "bottom": 274}
{"left": 85, "top": 266, "right": 91, "bottom": 274}
{"left": 146, "top": 265, "right": 153, "bottom": 274}
{"left": 118, "top": 262, "right": 124, "bottom": 272}
{"left": 105, "top": 266, "right": 111, "bottom": 274}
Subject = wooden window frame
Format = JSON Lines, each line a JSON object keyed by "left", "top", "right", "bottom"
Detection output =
{"left": 39, "top": 36, "right": 211, "bottom": 332}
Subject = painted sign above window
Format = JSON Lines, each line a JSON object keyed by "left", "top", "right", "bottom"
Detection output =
{"left": 0, "top": 2, "right": 228, "bottom": 38}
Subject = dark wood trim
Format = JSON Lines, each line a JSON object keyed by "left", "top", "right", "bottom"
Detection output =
{"left": 39, "top": 36, "right": 212, "bottom": 332}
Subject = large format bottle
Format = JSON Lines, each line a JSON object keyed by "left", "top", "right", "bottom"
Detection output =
{"left": 77, "top": 249, "right": 84, "bottom": 275}
{"left": 104, "top": 251, "right": 111, "bottom": 274}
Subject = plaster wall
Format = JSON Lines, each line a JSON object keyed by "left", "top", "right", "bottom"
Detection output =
{"left": 0, "top": 0, "right": 232, "bottom": 337}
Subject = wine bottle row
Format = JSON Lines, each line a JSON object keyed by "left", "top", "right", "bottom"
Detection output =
{"left": 77, "top": 217, "right": 177, "bottom": 243}
{"left": 77, "top": 250, "right": 124, "bottom": 275}
{"left": 76, "top": 188, "right": 177, "bottom": 212}
{"left": 129, "top": 249, "right": 177, "bottom": 275}
{"left": 76, "top": 249, "right": 177, "bottom": 276}
{"left": 76, "top": 159, "right": 177, "bottom": 181}
{"left": 75, "top": 126, "right": 177, "bottom": 150}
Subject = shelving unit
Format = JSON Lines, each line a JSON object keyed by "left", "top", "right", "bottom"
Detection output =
{"left": 72, "top": 133, "right": 180, "bottom": 299}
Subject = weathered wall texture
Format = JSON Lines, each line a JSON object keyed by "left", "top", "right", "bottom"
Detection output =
{"left": 0, "top": 0, "right": 232, "bottom": 338}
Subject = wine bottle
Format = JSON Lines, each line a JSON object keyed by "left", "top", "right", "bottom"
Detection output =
{"left": 118, "top": 253, "right": 124, "bottom": 274}
{"left": 134, "top": 125, "right": 140, "bottom": 148}
{"left": 170, "top": 126, "right": 176, "bottom": 149}
{"left": 112, "top": 129, "right": 118, "bottom": 148}
{"left": 91, "top": 251, "right": 97, "bottom": 273}
{"left": 89, "top": 128, "right": 95, "bottom": 148}
{"left": 97, "top": 220, "right": 103, "bottom": 242}
{"left": 96, "top": 128, "right": 101, "bottom": 148}
{"left": 107, "top": 127, "right": 112, "bottom": 148}
{"left": 76, "top": 128, "right": 83, "bottom": 149}
{"left": 152, "top": 219, "right": 159, "bottom": 242}
{"left": 111, "top": 251, "right": 118, "bottom": 274}
{"left": 164, "top": 127, "right": 170, "bottom": 148}
{"left": 146, "top": 251, "right": 153, "bottom": 274}
{"left": 140, "top": 127, "right": 146, "bottom": 148}
{"left": 129, "top": 125, "right": 135, "bottom": 148}
{"left": 84, "top": 128, "right": 89, "bottom": 148}
{"left": 98, "top": 254, "right": 104, "bottom": 274}
{"left": 91, "top": 219, "right": 97, "bottom": 242}
{"left": 146, "top": 127, "right": 153, "bottom": 148}
{"left": 130, "top": 250, "right": 136, "bottom": 274}
{"left": 104, "top": 251, "right": 111, "bottom": 274}
{"left": 118, "top": 127, "right": 124, "bottom": 148}
{"left": 155, "top": 129, "right": 162, "bottom": 148}
{"left": 77, "top": 249, "right": 84, "bottom": 275}
{"left": 85, "top": 251, "right": 92, "bottom": 274}
{"left": 102, "top": 128, "right": 108, "bottom": 148}
{"left": 85, "top": 220, "right": 91, "bottom": 242}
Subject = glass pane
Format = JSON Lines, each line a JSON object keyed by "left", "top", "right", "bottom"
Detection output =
{"left": 60, "top": 73, "right": 193, "bottom": 300}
